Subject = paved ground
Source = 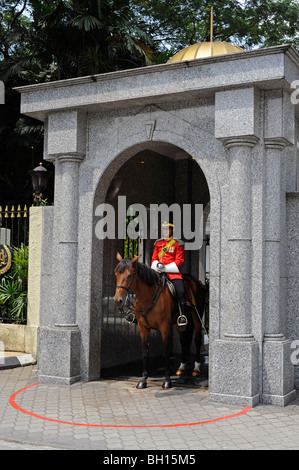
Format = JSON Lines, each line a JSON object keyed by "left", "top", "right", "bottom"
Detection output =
{"left": 0, "top": 364, "right": 299, "bottom": 451}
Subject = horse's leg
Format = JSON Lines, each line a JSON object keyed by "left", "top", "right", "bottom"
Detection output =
{"left": 137, "top": 325, "right": 150, "bottom": 389}
{"left": 160, "top": 325, "right": 172, "bottom": 389}
{"left": 192, "top": 313, "right": 202, "bottom": 377}
{"left": 176, "top": 313, "right": 193, "bottom": 375}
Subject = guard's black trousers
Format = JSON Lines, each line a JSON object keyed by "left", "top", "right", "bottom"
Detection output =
{"left": 172, "top": 278, "right": 186, "bottom": 310}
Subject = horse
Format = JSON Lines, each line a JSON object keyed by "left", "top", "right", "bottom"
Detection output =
{"left": 113, "top": 253, "right": 206, "bottom": 389}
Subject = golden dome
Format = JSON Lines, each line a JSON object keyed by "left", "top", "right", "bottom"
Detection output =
{"left": 167, "top": 41, "right": 244, "bottom": 63}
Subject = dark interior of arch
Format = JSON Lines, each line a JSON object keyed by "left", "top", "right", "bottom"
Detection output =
{"left": 91, "top": 144, "right": 210, "bottom": 373}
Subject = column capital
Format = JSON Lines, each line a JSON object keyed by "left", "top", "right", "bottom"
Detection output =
{"left": 264, "top": 137, "right": 291, "bottom": 150}
{"left": 57, "top": 154, "right": 85, "bottom": 164}
{"left": 222, "top": 135, "right": 259, "bottom": 149}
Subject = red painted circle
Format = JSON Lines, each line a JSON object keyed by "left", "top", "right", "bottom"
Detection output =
{"left": 9, "top": 383, "right": 251, "bottom": 428}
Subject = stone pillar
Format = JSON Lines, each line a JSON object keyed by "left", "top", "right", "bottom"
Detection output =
{"left": 55, "top": 155, "right": 83, "bottom": 328}
{"left": 263, "top": 138, "right": 285, "bottom": 340}
{"left": 224, "top": 136, "right": 258, "bottom": 340}
{"left": 261, "top": 90, "right": 296, "bottom": 405}
{"left": 38, "top": 110, "right": 86, "bottom": 385}
{"left": 210, "top": 87, "right": 260, "bottom": 406}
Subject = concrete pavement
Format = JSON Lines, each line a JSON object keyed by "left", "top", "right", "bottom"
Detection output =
{"left": 0, "top": 364, "right": 298, "bottom": 451}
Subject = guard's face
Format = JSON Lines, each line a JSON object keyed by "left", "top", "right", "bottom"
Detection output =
{"left": 162, "top": 227, "right": 172, "bottom": 238}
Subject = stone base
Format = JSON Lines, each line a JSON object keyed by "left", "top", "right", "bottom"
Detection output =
{"left": 210, "top": 392, "right": 260, "bottom": 407}
{"left": 37, "top": 326, "right": 81, "bottom": 385}
{"left": 262, "top": 339, "right": 296, "bottom": 406}
{"left": 209, "top": 339, "right": 259, "bottom": 407}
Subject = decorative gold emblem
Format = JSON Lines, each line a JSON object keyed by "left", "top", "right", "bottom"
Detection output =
{"left": 0, "top": 245, "right": 12, "bottom": 275}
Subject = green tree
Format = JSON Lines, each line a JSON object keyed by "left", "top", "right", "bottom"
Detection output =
{"left": 0, "top": 0, "right": 298, "bottom": 205}
{"left": 0, "top": 0, "right": 44, "bottom": 205}
{"left": 0, "top": 0, "right": 154, "bottom": 206}
{"left": 131, "top": 0, "right": 299, "bottom": 61}
{"left": 26, "top": 0, "right": 153, "bottom": 79}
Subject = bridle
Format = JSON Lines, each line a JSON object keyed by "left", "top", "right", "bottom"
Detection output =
{"left": 116, "top": 268, "right": 136, "bottom": 294}
{"left": 115, "top": 269, "right": 137, "bottom": 319}
{"left": 115, "top": 268, "right": 164, "bottom": 326}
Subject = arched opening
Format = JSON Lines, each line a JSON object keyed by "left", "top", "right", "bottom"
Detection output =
{"left": 91, "top": 142, "right": 210, "bottom": 383}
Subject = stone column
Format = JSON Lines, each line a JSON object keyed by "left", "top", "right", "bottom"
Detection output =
{"left": 210, "top": 87, "right": 260, "bottom": 407}
{"left": 55, "top": 155, "right": 83, "bottom": 328}
{"left": 224, "top": 136, "right": 258, "bottom": 340}
{"left": 261, "top": 90, "right": 296, "bottom": 405}
{"left": 263, "top": 138, "right": 286, "bottom": 340}
{"left": 38, "top": 110, "right": 86, "bottom": 385}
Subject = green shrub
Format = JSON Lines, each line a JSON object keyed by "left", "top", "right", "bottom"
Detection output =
{"left": 0, "top": 243, "right": 28, "bottom": 324}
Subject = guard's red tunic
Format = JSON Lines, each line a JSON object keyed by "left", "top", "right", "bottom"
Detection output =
{"left": 151, "top": 238, "right": 184, "bottom": 280}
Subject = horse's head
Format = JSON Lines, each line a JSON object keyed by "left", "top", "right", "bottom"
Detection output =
{"left": 114, "top": 252, "right": 140, "bottom": 308}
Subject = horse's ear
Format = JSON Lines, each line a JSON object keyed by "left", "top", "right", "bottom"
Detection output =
{"left": 131, "top": 255, "right": 141, "bottom": 264}
{"left": 116, "top": 252, "right": 123, "bottom": 262}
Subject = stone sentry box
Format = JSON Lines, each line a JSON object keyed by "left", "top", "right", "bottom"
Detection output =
{"left": 15, "top": 44, "right": 299, "bottom": 406}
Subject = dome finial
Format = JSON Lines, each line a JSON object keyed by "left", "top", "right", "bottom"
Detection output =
{"left": 167, "top": 5, "right": 244, "bottom": 64}
{"left": 210, "top": 6, "right": 214, "bottom": 44}
{"left": 210, "top": 6, "right": 214, "bottom": 56}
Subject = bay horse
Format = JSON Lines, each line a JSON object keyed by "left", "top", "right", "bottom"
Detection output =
{"left": 114, "top": 253, "right": 206, "bottom": 389}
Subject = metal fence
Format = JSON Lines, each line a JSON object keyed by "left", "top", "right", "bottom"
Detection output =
{"left": 0, "top": 205, "right": 29, "bottom": 247}
{"left": 0, "top": 204, "right": 29, "bottom": 324}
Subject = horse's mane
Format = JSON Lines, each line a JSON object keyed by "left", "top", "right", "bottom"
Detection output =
{"left": 137, "top": 262, "right": 159, "bottom": 286}
{"left": 115, "top": 258, "right": 159, "bottom": 287}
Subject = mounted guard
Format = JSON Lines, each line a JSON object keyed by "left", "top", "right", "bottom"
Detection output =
{"left": 151, "top": 220, "right": 187, "bottom": 328}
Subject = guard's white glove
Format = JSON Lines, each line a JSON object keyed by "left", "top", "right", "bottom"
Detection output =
{"left": 164, "top": 262, "right": 179, "bottom": 273}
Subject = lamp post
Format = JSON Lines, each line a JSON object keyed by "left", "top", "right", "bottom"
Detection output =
{"left": 29, "top": 162, "right": 50, "bottom": 206}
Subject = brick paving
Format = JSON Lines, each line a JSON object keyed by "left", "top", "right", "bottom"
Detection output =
{"left": 0, "top": 365, "right": 298, "bottom": 450}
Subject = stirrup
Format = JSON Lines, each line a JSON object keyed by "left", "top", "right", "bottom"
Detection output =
{"left": 177, "top": 314, "right": 188, "bottom": 327}
{"left": 125, "top": 312, "right": 136, "bottom": 324}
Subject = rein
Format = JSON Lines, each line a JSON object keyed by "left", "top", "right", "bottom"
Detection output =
{"left": 135, "top": 282, "right": 164, "bottom": 327}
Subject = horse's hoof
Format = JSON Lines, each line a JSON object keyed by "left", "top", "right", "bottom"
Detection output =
{"left": 162, "top": 380, "right": 172, "bottom": 389}
{"left": 192, "top": 370, "right": 200, "bottom": 377}
{"left": 136, "top": 381, "right": 147, "bottom": 389}
{"left": 176, "top": 368, "right": 184, "bottom": 376}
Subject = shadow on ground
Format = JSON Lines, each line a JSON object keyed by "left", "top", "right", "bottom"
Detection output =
{"left": 101, "top": 354, "right": 208, "bottom": 388}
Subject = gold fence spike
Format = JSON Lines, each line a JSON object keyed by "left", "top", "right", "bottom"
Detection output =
{"left": 0, "top": 206, "right": 2, "bottom": 219}
{"left": 17, "top": 204, "right": 22, "bottom": 218}
{"left": 4, "top": 205, "right": 9, "bottom": 218}
{"left": 23, "top": 205, "right": 28, "bottom": 218}
{"left": 11, "top": 205, "right": 15, "bottom": 218}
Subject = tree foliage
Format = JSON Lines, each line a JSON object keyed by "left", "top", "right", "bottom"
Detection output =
{"left": 131, "top": 0, "right": 299, "bottom": 61}
{"left": 0, "top": 0, "right": 298, "bottom": 205}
